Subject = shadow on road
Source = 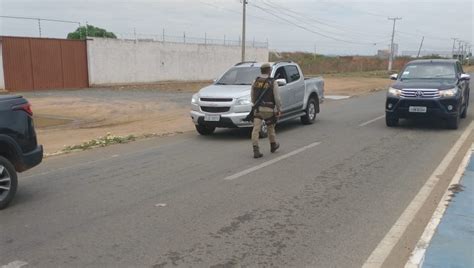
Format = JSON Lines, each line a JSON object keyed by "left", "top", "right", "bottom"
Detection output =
{"left": 195, "top": 118, "right": 312, "bottom": 141}
{"left": 396, "top": 118, "right": 463, "bottom": 131}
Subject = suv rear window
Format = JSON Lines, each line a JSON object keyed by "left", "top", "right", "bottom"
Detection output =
{"left": 284, "top": 65, "right": 301, "bottom": 83}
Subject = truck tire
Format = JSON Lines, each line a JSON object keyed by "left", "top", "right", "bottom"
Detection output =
{"left": 195, "top": 125, "right": 216, "bottom": 135}
{"left": 385, "top": 113, "right": 399, "bottom": 127}
{"left": 301, "top": 97, "right": 318, "bottom": 125}
{"left": 0, "top": 156, "right": 18, "bottom": 210}
{"left": 447, "top": 114, "right": 460, "bottom": 130}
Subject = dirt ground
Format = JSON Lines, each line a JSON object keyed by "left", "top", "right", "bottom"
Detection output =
{"left": 19, "top": 76, "right": 390, "bottom": 155}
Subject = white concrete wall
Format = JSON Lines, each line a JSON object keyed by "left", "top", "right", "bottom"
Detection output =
{"left": 87, "top": 38, "right": 269, "bottom": 85}
{"left": 0, "top": 42, "right": 5, "bottom": 90}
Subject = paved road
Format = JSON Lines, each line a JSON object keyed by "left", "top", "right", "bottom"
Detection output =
{"left": 1, "top": 90, "right": 473, "bottom": 267}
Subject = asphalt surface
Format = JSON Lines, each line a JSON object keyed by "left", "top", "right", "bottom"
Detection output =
{"left": 1, "top": 89, "right": 473, "bottom": 267}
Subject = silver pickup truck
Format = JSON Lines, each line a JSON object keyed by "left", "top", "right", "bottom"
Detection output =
{"left": 190, "top": 61, "right": 324, "bottom": 137}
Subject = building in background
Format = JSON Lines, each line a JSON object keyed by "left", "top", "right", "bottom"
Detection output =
{"left": 377, "top": 43, "right": 398, "bottom": 59}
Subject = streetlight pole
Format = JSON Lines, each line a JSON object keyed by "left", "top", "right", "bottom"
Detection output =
{"left": 388, "top": 17, "right": 402, "bottom": 72}
{"left": 241, "top": 0, "right": 248, "bottom": 62}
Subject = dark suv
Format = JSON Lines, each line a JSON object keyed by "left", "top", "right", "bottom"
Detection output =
{"left": 0, "top": 95, "right": 43, "bottom": 209}
{"left": 385, "top": 59, "right": 470, "bottom": 129}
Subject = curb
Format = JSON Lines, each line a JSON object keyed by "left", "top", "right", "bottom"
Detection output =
{"left": 405, "top": 143, "right": 474, "bottom": 267}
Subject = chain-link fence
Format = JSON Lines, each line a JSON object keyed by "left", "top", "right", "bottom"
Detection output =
{"left": 116, "top": 31, "right": 269, "bottom": 48}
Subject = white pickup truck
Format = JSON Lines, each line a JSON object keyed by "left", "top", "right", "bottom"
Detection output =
{"left": 190, "top": 61, "right": 324, "bottom": 137}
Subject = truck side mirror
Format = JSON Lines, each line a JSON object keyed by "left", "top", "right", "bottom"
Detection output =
{"left": 390, "top": 74, "right": 398, "bottom": 80}
{"left": 276, "top": 79, "right": 287, "bottom": 86}
{"left": 460, "top": 73, "right": 470, "bottom": 81}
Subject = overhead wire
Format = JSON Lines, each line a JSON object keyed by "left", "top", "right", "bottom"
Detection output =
{"left": 250, "top": 2, "right": 388, "bottom": 46}
{"left": 260, "top": 0, "right": 389, "bottom": 39}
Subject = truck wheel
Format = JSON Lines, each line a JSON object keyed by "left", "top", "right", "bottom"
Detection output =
{"left": 259, "top": 121, "right": 268, "bottom": 139}
{"left": 301, "top": 97, "right": 318, "bottom": 125}
{"left": 195, "top": 125, "right": 216, "bottom": 135}
{"left": 385, "top": 113, "right": 399, "bottom": 127}
{"left": 447, "top": 114, "right": 460, "bottom": 130}
{"left": 0, "top": 156, "right": 18, "bottom": 210}
{"left": 460, "top": 105, "right": 467, "bottom": 119}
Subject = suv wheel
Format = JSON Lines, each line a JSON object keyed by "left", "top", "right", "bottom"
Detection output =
{"left": 447, "top": 114, "right": 460, "bottom": 130}
{"left": 385, "top": 113, "right": 399, "bottom": 127}
{"left": 301, "top": 97, "right": 318, "bottom": 125}
{"left": 460, "top": 96, "right": 468, "bottom": 119}
{"left": 0, "top": 156, "right": 18, "bottom": 210}
{"left": 195, "top": 125, "right": 216, "bottom": 135}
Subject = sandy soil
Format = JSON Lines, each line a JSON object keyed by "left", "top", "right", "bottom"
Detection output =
{"left": 30, "top": 94, "right": 195, "bottom": 154}
{"left": 323, "top": 77, "right": 390, "bottom": 96}
{"left": 24, "top": 76, "right": 390, "bottom": 155}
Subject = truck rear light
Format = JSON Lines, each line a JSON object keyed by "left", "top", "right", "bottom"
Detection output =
{"left": 12, "top": 103, "right": 33, "bottom": 116}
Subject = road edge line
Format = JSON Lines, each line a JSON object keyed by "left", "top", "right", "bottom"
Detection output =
{"left": 405, "top": 143, "right": 474, "bottom": 268}
{"left": 362, "top": 121, "right": 474, "bottom": 267}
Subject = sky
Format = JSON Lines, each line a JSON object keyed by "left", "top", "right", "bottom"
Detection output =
{"left": 0, "top": 0, "right": 473, "bottom": 55}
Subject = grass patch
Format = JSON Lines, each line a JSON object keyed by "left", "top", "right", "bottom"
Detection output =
{"left": 45, "top": 131, "right": 186, "bottom": 157}
{"left": 63, "top": 133, "right": 136, "bottom": 152}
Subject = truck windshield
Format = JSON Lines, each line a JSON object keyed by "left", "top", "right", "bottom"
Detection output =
{"left": 216, "top": 67, "right": 262, "bottom": 85}
{"left": 400, "top": 63, "right": 456, "bottom": 80}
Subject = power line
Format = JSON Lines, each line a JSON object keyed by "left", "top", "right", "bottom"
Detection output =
{"left": 250, "top": 3, "right": 383, "bottom": 46}
{"left": 258, "top": 0, "right": 389, "bottom": 40}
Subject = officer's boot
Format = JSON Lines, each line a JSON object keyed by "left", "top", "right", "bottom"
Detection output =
{"left": 270, "top": 142, "right": 280, "bottom": 153}
{"left": 253, "top": 146, "right": 263, "bottom": 158}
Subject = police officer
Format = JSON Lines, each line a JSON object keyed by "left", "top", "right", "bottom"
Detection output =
{"left": 251, "top": 63, "right": 282, "bottom": 158}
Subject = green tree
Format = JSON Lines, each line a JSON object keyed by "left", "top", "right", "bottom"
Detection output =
{"left": 67, "top": 25, "right": 117, "bottom": 39}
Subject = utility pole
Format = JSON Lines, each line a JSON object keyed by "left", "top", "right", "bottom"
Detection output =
{"left": 388, "top": 17, "right": 402, "bottom": 72}
{"left": 416, "top": 36, "right": 424, "bottom": 58}
{"left": 457, "top": 40, "right": 463, "bottom": 61}
{"left": 37, "top": 19, "right": 42, "bottom": 37}
{"left": 241, "top": 0, "right": 248, "bottom": 62}
{"left": 314, "top": 44, "right": 317, "bottom": 60}
{"left": 451, "top": 38, "right": 458, "bottom": 59}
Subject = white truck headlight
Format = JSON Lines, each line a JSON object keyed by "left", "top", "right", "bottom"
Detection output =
{"left": 191, "top": 94, "right": 199, "bottom": 104}
{"left": 439, "top": 88, "right": 458, "bottom": 98}
{"left": 387, "top": 87, "right": 402, "bottom": 97}
{"left": 236, "top": 96, "right": 252, "bottom": 106}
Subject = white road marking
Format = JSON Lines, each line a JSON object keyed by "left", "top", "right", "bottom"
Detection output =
{"left": 359, "top": 115, "right": 385, "bottom": 127}
{"left": 1, "top": 261, "right": 29, "bottom": 268}
{"left": 325, "top": 95, "right": 351, "bottom": 100}
{"left": 405, "top": 143, "right": 474, "bottom": 268}
{"left": 362, "top": 121, "right": 474, "bottom": 268}
{"left": 224, "top": 141, "right": 321, "bottom": 181}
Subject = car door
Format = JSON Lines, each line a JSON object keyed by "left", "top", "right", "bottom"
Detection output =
{"left": 284, "top": 65, "right": 305, "bottom": 111}
{"left": 273, "top": 66, "right": 292, "bottom": 113}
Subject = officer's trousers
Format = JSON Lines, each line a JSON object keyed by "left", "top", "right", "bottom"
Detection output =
{"left": 251, "top": 111, "right": 276, "bottom": 147}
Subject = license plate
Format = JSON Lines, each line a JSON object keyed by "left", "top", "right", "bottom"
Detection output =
{"left": 204, "top": 115, "right": 220, "bottom": 121}
{"left": 409, "top": 106, "right": 427, "bottom": 113}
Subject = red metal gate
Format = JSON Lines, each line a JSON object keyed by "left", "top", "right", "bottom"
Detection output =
{"left": 1, "top": 36, "right": 89, "bottom": 91}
